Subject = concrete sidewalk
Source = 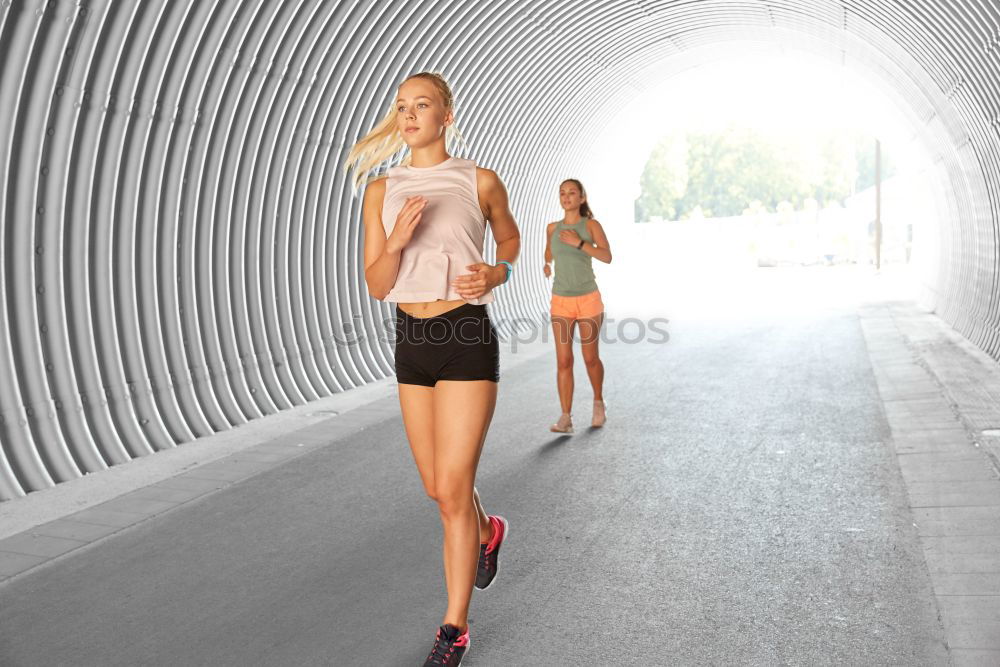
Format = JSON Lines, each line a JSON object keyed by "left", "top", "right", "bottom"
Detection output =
{"left": 859, "top": 301, "right": 1000, "bottom": 663}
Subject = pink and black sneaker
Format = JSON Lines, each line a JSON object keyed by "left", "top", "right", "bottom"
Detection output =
{"left": 475, "top": 515, "right": 509, "bottom": 590}
{"left": 423, "top": 623, "right": 469, "bottom": 666}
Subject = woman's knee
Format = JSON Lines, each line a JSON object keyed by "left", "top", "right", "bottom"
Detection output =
{"left": 582, "top": 353, "right": 601, "bottom": 367}
{"left": 434, "top": 486, "right": 474, "bottom": 518}
{"left": 423, "top": 484, "right": 439, "bottom": 503}
{"left": 556, "top": 354, "right": 574, "bottom": 371}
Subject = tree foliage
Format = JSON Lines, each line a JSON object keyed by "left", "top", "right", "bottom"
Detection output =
{"left": 635, "top": 125, "right": 895, "bottom": 221}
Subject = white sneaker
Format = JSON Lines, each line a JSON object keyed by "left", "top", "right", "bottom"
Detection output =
{"left": 549, "top": 413, "right": 573, "bottom": 433}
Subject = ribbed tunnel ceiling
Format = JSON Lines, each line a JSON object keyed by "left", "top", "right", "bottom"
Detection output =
{"left": 0, "top": 0, "right": 998, "bottom": 499}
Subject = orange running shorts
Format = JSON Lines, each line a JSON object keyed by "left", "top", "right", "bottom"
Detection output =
{"left": 550, "top": 289, "right": 604, "bottom": 320}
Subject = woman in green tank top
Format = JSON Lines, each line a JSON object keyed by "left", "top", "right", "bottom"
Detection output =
{"left": 543, "top": 178, "right": 614, "bottom": 433}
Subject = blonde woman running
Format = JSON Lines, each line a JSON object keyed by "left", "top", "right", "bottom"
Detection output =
{"left": 543, "top": 179, "right": 613, "bottom": 433}
{"left": 344, "top": 72, "right": 520, "bottom": 666}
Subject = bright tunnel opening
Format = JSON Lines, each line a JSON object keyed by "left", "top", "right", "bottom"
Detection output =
{"left": 569, "top": 53, "right": 945, "bottom": 321}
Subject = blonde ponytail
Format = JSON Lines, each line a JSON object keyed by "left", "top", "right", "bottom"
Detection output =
{"left": 344, "top": 106, "right": 405, "bottom": 192}
{"left": 343, "top": 71, "right": 467, "bottom": 193}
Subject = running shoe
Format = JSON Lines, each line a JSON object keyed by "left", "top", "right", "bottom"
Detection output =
{"left": 475, "top": 514, "right": 509, "bottom": 590}
{"left": 592, "top": 399, "right": 607, "bottom": 427}
{"left": 550, "top": 413, "right": 573, "bottom": 433}
{"left": 423, "top": 624, "right": 469, "bottom": 666}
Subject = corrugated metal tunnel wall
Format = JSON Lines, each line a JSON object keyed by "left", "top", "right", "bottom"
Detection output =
{"left": 0, "top": 0, "right": 998, "bottom": 500}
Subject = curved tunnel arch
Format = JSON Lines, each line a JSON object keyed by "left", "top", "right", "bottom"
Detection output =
{"left": 0, "top": 0, "right": 997, "bottom": 499}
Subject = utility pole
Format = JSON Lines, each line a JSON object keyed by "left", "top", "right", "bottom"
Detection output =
{"left": 875, "top": 139, "right": 882, "bottom": 270}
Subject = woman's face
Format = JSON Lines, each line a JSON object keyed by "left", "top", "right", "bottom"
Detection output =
{"left": 559, "top": 183, "right": 584, "bottom": 212}
{"left": 395, "top": 77, "right": 452, "bottom": 148}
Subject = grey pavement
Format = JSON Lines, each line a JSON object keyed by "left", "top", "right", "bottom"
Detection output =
{"left": 0, "top": 266, "right": 997, "bottom": 665}
{"left": 860, "top": 301, "right": 1000, "bottom": 664}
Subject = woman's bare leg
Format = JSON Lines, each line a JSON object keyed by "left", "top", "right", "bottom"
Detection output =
{"left": 432, "top": 379, "right": 498, "bottom": 629}
{"left": 577, "top": 312, "right": 605, "bottom": 402}
{"left": 398, "top": 383, "right": 437, "bottom": 496}
{"left": 474, "top": 487, "right": 492, "bottom": 543}
{"left": 397, "top": 383, "right": 491, "bottom": 543}
{"left": 551, "top": 316, "right": 577, "bottom": 414}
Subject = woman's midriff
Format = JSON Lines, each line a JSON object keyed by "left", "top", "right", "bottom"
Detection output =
{"left": 397, "top": 298, "right": 467, "bottom": 319}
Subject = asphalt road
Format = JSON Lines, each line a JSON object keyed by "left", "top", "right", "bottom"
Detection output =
{"left": 0, "top": 281, "right": 948, "bottom": 665}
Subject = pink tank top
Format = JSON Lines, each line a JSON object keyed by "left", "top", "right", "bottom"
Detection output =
{"left": 381, "top": 156, "right": 494, "bottom": 305}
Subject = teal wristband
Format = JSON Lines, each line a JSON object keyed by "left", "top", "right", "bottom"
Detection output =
{"left": 497, "top": 260, "right": 513, "bottom": 284}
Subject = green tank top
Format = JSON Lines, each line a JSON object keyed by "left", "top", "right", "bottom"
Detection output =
{"left": 550, "top": 216, "right": 598, "bottom": 296}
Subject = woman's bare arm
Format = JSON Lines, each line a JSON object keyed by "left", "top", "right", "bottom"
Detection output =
{"left": 582, "top": 218, "right": 612, "bottom": 263}
{"left": 361, "top": 178, "right": 401, "bottom": 300}
{"left": 544, "top": 222, "right": 554, "bottom": 264}
{"left": 477, "top": 167, "right": 521, "bottom": 283}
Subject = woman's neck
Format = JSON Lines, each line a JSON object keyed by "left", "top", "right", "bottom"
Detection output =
{"left": 409, "top": 141, "right": 450, "bottom": 168}
{"left": 562, "top": 209, "right": 583, "bottom": 224}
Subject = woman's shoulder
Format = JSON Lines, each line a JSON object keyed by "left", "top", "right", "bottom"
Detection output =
{"left": 473, "top": 163, "right": 500, "bottom": 182}
{"left": 364, "top": 175, "right": 387, "bottom": 193}
{"left": 362, "top": 176, "right": 387, "bottom": 206}
{"left": 474, "top": 165, "right": 507, "bottom": 198}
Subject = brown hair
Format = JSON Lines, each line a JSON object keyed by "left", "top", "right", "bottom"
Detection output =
{"left": 561, "top": 178, "right": 594, "bottom": 218}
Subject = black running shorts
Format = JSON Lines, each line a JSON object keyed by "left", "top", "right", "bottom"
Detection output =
{"left": 393, "top": 302, "right": 500, "bottom": 387}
